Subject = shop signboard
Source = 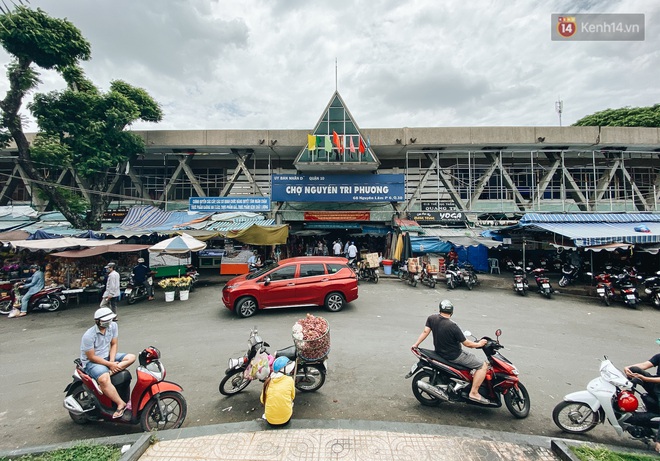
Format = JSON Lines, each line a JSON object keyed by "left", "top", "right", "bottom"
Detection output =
{"left": 422, "top": 201, "right": 457, "bottom": 211}
{"left": 409, "top": 211, "right": 466, "bottom": 224}
{"left": 189, "top": 196, "right": 271, "bottom": 212}
{"left": 272, "top": 174, "right": 404, "bottom": 202}
{"left": 304, "top": 211, "right": 370, "bottom": 221}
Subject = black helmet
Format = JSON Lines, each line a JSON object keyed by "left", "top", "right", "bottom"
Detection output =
{"left": 439, "top": 299, "right": 454, "bottom": 315}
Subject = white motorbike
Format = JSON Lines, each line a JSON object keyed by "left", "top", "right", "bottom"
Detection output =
{"left": 552, "top": 357, "right": 659, "bottom": 446}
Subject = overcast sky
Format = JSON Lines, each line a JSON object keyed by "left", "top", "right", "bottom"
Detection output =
{"left": 1, "top": 0, "right": 658, "bottom": 132}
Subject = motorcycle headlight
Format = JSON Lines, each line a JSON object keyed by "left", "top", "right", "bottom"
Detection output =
{"left": 511, "top": 367, "right": 519, "bottom": 376}
{"left": 228, "top": 357, "right": 244, "bottom": 369}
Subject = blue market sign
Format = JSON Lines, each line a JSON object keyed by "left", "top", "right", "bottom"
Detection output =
{"left": 189, "top": 196, "right": 271, "bottom": 212}
{"left": 272, "top": 174, "right": 405, "bottom": 202}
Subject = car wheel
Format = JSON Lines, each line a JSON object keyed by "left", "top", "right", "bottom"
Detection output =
{"left": 235, "top": 297, "right": 258, "bottom": 318}
{"left": 325, "top": 292, "right": 345, "bottom": 312}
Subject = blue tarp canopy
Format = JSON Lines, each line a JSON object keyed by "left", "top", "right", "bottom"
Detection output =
{"left": 410, "top": 236, "right": 452, "bottom": 254}
{"left": 495, "top": 213, "right": 660, "bottom": 247}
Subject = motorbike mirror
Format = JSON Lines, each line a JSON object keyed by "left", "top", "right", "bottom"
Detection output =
{"left": 586, "top": 272, "right": 593, "bottom": 277}
{"left": 495, "top": 329, "right": 501, "bottom": 337}
{"left": 463, "top": 330, "right": 472, "bottom": 337}
{"left": 263, "top": 342, "right": 270, "bottom": 347}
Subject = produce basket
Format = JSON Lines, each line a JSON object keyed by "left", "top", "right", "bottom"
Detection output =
{"left": 292, "top": 314, "right": 331, "bottom": 361}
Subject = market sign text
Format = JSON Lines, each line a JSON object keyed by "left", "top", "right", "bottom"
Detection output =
{"left": 409, "top": 211, "right": 466, "bottom": 223}
{"left": 272, "top": 174, "right": 405, "bottom": 202}
{"left": 189, "top": 196, "right": 271, "bottom": 212}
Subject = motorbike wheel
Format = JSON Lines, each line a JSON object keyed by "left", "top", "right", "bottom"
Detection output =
{"left": 447, "top": 278, "right": 455, "bottom": 289}
{"left": 544, "top": 290, "right": 552, "bottom": 299}
{"left": 0, "top": 299, "right": 12, "bottom": 315}
{"left": 467, "top": 279, "right": 473, "bottom": 291}
{"left": 603, "top": 293, "right": 611, "bottom": 307}
{"left": 219, "top": 368, "right": 251, "bottom": 395}
{"left": 67, "top": 383, "right": 92, "bottom": 425}
{"left": 44, "top": 295, "right": 63, "bottom": 312}
{"left": 140, "top": 391, "right": 187, "bottom": 432}
{"left": 503, "top": 382, "right": 530, "bottom": 419}
{"left": 552, "top": 400, "right": 600, "bottom": 434}
{"left": 558, "top": 277, "right": 568, "bottom": 287}
{"left": 295, "top": 364, "right": 326, "bottom": 392}
{"left": 654, "top": 294, "right": 660, "bottom": 309}
{"left": 430, "top": 281, "right": 436, "bottom": 289}
{"left": 373, "top": 272, "right": 379, "bottom": 284}
{"left": 126, "top": 291, "right": 137, "bottom": 305}
{"left": 411, "top": 370, "right": 443, "bottom": 407}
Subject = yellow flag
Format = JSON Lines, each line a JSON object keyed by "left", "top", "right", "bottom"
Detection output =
{"left": 308, "top": 134, "right": 317, "bottom": 151}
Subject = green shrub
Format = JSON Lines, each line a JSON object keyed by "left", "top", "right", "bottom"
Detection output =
{"left": 572, "top": 445, "right": 657, "bottom": 461}
{"left": 0, "top": 443, "right": 121, "bottom": 461}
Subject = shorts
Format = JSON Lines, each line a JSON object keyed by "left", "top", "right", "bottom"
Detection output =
{"left": 84, "top": 353, "right": 127, "bottom": 380}
{"left": 450, "top": 350, "right": 485, "bottom": 370}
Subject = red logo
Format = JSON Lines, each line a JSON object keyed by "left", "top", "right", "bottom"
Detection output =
{"left": 557, "top": 16, "right": 577, "bottom": 38}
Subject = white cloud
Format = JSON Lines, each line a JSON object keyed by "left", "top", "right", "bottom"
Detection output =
{"left": 1, "top": 0, "right": 658, "bottom": 131}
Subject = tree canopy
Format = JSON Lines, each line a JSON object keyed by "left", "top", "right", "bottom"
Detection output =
{"left": 0, "top": 5, "right": 162, "bottom": 230}
{"left": 573, "top": 104, "right": 660, "bottom": 127}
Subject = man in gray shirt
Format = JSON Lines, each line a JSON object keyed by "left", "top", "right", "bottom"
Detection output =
{"left": 80, "top": 307, "right": 135, "bottom": 418}
{"left": 102, "top": 262, "right": 120, "bottom": 314}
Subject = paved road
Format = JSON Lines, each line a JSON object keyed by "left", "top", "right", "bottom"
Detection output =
{"left": 1, "top": 274, "right": 657, "bottom": 451}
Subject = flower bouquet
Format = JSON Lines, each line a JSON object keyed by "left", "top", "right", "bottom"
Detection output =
{"left": 158, "top": 277, "right": 178, "bottom": 292}
{"left": 174, "top": 276, "right": 192, "bottom": 292}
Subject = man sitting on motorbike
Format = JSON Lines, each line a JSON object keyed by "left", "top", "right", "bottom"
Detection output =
{"left": 80, "top": 308, "right": 136, "bottom": 419}
{"left": 248, "top": 250, "right": 262, "bottom": 271}
{"left": 412, "top": 299, "right": 489, "bottom": 404}
{"left": 261, "top": 356, "right": 296, "bottom": 426}
{"left": 132, "top": 257, "right": 154, "bottom": 301}
{"left": 624, "top": 338, "right": 660, "bottom": 453}
{"left": 8, "top": 264, "right": 44, "bottom": 318}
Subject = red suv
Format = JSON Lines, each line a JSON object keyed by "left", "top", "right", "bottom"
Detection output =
{"left": 222, "top": 256, "right": 358, "bottom": 318}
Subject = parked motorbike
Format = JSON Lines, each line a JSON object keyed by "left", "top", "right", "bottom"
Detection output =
{"left": 553, "top": 357, "right": 658, "bottom": 447}
{"left": 418, "top": 261, "right": 437, "bottom": 289}
{"left": 613, "top": 269, "right": 642, "bottom": 308}
{"left": 643, "top": 271, "right": 660, "bottom": 308}
{"left": 185, "top": 264, "right": 199, "bottom": 291}
{"left": 124, "top": 272, "right": 156, "bottom": 305}
{"left": 446, "top": 262, "right": 478, "bottom": 290}
{"left": 512, "top": 266, "right": 529, "bottom": 296}
{"left": 356, "top": 260, "right": 379, "bottom": 284}
{"left": 558, "top": 263, "right": 579, "bottom": 287}
{"left": 63, "top": 346, "right": 187, "bottom": 432}
{"left": 219, "top": 327, "right": 327, "bottom": 396}
{"left": 589, "top": 271, "right": 616, "bottom": 306}
{"left": 406, "top": 329, "right": 530, "bottom": 419}
{"left": 528, "top": 267, "right": 554, "bottom": 299}
{"left": 0, "top": 282, "right": 67, "bottom": 314}
{"left": 503, "top": 257, "right": 516, "bottom": 272}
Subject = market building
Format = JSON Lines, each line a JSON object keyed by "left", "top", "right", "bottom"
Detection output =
{"left": 2, "top": 91, "right": 660, "bottom": 261}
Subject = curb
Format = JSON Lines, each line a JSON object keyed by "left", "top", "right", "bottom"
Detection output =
{"left": 551, "top": 440, "right": 583, "bottom": 461}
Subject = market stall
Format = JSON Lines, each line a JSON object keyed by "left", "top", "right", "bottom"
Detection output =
{"left": 148, "top": 233, "right": 207, "bottom": 277}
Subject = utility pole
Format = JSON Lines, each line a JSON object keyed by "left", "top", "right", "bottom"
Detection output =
{"left": 555, "top": 97, "right": 564, "bottom": 127}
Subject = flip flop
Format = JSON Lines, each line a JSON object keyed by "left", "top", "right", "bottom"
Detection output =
{"left": 112, "top": 405, "right": 127, "bottom": 419}
{"left": 468, "top": 395, "right": 491, "bottom": 405}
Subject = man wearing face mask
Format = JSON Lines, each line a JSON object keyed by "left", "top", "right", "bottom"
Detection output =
{"left": 80, "top": 308, "right": 136, "bottom": 419}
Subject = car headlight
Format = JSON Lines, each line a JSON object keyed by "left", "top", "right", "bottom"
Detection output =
{"left": 224, "top": 284, "right": 238, "bottom": 290}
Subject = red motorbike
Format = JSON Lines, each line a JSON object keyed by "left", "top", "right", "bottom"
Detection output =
{"left": 63, "top": 346, "right": 187, "bottom": 432}
{"left": 0, "top": 282, "right": 67, "bottom": 314}
{"left": 591, "top": 271, "right": 616, "bottom": 306}
{"left": 406, "top": 329, "right": 530, "bottom": 419}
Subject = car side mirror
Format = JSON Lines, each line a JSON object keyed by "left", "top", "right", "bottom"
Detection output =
{"left": 263, "top": 276, "right": 270, "bottom": 286}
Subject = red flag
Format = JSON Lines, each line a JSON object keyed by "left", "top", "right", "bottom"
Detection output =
{"left": 349, "top": 136, "right": 356, "bottom": 153}
{"left": 332, "top": 130, "right": 343, "bottom": 153}
{"left": 358, "top": 137, "right": 365, "bottom": 154}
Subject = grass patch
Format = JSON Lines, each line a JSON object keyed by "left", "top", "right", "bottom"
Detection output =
{"left": 571, "top": 445, "right": 657, "bottom": 461}
{"left": 0, "top": 443, "right": 121, "bottom": 461}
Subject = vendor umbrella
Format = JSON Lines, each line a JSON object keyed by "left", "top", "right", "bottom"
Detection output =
{"left": 148, "top": 233, "right": 207, "bottom": 254}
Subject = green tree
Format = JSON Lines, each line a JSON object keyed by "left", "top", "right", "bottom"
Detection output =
{"left": 573, "top": 104, "right": 660, "bottom": 127}
{"left": 0, "top": 5, "right": 162, "bottom": 230}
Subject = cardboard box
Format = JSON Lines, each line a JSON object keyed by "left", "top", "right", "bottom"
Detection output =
{"left": 365, "top": 253, "right": 380, "bottom": 268}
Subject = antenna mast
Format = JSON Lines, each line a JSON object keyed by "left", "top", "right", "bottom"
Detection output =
{"left": 555, "top": 97, "right": 564, "bottom": 127}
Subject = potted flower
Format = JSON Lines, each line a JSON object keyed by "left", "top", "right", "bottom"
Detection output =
{"left": 175, "top": 276, "right": 192, "bottom": 300}
{"left": 158, "top": 278, "right": 178, "bottom": 302}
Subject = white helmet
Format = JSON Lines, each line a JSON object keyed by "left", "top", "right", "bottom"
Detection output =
{"left": 94, "top": 307, "right": 116, "bottom": 322}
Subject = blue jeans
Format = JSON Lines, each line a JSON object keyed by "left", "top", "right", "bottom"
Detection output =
{"left": 21, "top": 287, "right": 40, "bottom": 313}
{"left": 84, "top": 353, "right": 128, "bottom": 379}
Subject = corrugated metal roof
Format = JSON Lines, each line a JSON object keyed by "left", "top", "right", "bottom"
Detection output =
{"left": 521, "top": 213, "right": 660, "bottom": 224}
{"left": 206, "top": 218, "right": 275, "bottom": 232}
{"left": 525, "top": 221, "right": 660, "bottom": 247}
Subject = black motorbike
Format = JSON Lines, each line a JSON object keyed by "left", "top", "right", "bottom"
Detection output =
{"left": 528, "top": 267, "right": 554, "bottom": 299}
{"left": 558, "top": 263, "right": 579, "bottom": 287}
{"left": 219, "top": 327, "right": 327, "bottom": 396}
{"left": 613, "top": 269, "right": 642, "bottom": 309}
{"left": 124, "top": 272, "right": 155, "bottom": 305}
{"left": 446, "top": 262, "right": 478, "bottom": 290}
{"left": 356, "top": 260, "right": 379, "bottom": 284}
{"left": 643, "top": 271, "right": 660, "bottom": 308}
{"left": 512, "top": 266, "right": 529, "bottom": 296}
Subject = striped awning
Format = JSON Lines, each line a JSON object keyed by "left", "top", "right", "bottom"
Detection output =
{"left": 206, "top": 218, "right": 275, "bottom": 232}
{"left": 521, "top": 221, "right": 660, "bottom": 247}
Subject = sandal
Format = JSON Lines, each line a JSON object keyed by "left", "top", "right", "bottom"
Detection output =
{"left": 17, "top": 312, "right": 27, "bottom": 317}
{"left": 112, "top": 405, "right": 127, "bottom": 419}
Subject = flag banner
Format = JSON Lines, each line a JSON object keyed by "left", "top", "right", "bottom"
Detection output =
{"left": 358, "top": 137, "right": 366, "bottom": 154}
{"left": 307, "top": 134, "right": 316, "bottom": 151}
{"left": 332, "top": 131, "right": 343, "bottom": 153}
{"left": 324, "top": 135, "right": 332, "bottom": 152}
{"left": 317, "top": 135, "right": 324, "bottom": 149}
{"left": 349, "top": 136, "right": 356, "bottom": 153}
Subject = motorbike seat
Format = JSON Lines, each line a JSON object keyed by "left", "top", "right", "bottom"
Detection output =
{"left": 418, "top": 348, "right": 473, "bottom": 371}
{"left": 275, "top": 345, "right": 297, "bottom": 361}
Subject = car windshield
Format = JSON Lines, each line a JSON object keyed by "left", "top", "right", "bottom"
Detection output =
{"left": 245, "top": 262, "right": 277, "bottom": 280}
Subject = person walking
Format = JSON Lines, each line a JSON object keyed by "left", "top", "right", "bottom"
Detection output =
{"left": 333, "top": 240, "right": 342, "bottom": 256}
{"left": 102, "top": 262, "right": 120, "bottom": 314}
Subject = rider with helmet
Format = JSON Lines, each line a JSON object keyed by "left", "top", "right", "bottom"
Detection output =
{"left": 624, "top": 339, "right": 660, "bottom": 453}
{"left": 133, "top": 257, "right": 154, "bottom": 301}
{"left": 412, "top": 299, "right": 489, "bottom": 404}
{"left": 8, "top": 263, "right": 44, "bottom": 318}
{"left": 80, "top": 307, "right": 136, "bottom": 419}
{"left": 260, "top": 356, "right": 296, "bottom": 426}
